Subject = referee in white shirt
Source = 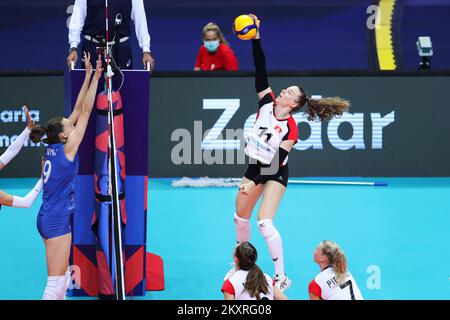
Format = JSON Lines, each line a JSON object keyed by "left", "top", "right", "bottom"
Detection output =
{"left": 67, "top": 0, "right": 155, "bottom": 72}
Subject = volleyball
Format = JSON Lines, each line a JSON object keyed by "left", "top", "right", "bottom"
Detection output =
{"left": 233, "top": 15, "right": 257, "bottom": 40}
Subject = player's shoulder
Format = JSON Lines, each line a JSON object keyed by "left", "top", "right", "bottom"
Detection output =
{"left": 282, "top": 114, "right": 299, "bottom": 143}
{"left": 314, "top": 267, "right": 333, "bottom": 284}
{"left": 227, "top": 269, "right": 247, "bottom": 282}
{"left": 287, "top": 115, "right": 298, "bottom": 129}
{"left": 258, "top": 92, "right": 276, "bottom": 109}
{"left": 346, "top": 270, "right": 357, "bottom": 281}
{"left": 219, "top": 43, "right": 234, "bottom": 53}
{"left": 263, "top": 273, "right": 273, "bottom": 284}
{"left": 45, "top": 143, "right": 62, "bottom": 156}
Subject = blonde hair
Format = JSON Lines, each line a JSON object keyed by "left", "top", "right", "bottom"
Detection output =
{"left": 202, "top": 22, "right": 229, "bottom": 46}
{"left": 319, "top": 240, "right": 348, "bottom": 285}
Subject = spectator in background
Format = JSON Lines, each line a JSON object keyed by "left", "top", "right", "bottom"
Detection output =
{"left": 67, "top": 0, "right": 155, "bottom": 72}
{"left": 194, "top": 22, "right": 238, "bottom": 71}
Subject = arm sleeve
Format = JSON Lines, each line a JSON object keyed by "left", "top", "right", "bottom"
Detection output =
{"left": 0, "top": 127, "right": 30, "bottom": 166}
{"left": 258, "top": 92, "right": 276, "bottom": 109}
{"left": 12, "top": 179, "right": 43, "bottom": 208}
{"left": 251, "top": 147, "right": 290, "bottom": 186}
{"left": 282, "top": 117, "right": 299, "bottom": 144}
{"left": 221, "top": 280, "right": 235, "bottom": 296}
{"left": 68, "top": 0, "right": 87, "bottom": 48}
{"left": 252, "top": 39, "right": 269, "bottom": 93}
{"left": 308, "top": 279, "right": 322, "bottom": 299}
{"left": 131, "top": 0, "right": 151, "bottom": 53}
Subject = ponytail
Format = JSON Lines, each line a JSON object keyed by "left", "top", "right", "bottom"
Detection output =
{"left": 235, "top": 242, "right": 269, "bottom": 300}
{"left": 319, "top": 240, "right": 348, "bottom": 286}
{"left": 30, "top": 116, "right": 64, "bottom": 144}
{"left": 294, "top": 87, "right": 350, "bottom": 121}
{"left": 305, "top": 97, "right": 350, "bottom": 121}
{"left": 30, "top": 125, "right": 47, "bottom": 143}
{"left": 333, "top": 249, "right": 347, "bottom": 286}
{"left": 245, "top": 264, "right": 269, "bottom": 300}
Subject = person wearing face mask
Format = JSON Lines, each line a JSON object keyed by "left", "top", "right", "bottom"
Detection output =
{"left": 194, "top": 22, "right": 239, "bottom": 71}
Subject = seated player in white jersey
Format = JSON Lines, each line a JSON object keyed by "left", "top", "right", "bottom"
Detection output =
{"left": 222, "top": 242, "right": 288, "bottom": 300}
{"left": 309, "top": 240, "right": 364, "bottom": 300}
{"left": 0, "top": 106, "right": 44, "bottom": 211}
{"left": 233, "top": 13, "right": 350, "bottom": 293}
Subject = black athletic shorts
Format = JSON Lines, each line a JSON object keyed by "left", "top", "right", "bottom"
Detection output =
{"left": 244, "top": 163, "right": 289, "bottom": 187}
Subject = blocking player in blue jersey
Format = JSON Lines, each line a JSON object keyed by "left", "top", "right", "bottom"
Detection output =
{"left": 29, "top": 53, "right": 103, "bottom": 300}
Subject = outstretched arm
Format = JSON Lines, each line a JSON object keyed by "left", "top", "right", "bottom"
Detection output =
{"left": 11, "top": 179, "right": 43, "bottom": 208}
{"left": 0, "top": 106, "right": 34, "bottom": 170}
{"left": 67, "top": 52, "right": 93, "bottom": 126}
{"left": 249, "top": 14, "right": 272, "bottom": 100}
{"left": 0, "top": 179, "right": 43, "bottom": 208}
{"left": 65, "top": 58, "right": 103, "bottom": 161}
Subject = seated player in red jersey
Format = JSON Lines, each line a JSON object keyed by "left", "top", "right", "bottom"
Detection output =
{"left": 222, "top": 242, "right": 287, "bottom": 300}
{"left": 309, "top": 240, "right": 364, "bottom": 300}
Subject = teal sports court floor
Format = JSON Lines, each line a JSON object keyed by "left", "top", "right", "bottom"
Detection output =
{"left": 0, "top": 178, "right": 449, "bottom": 300}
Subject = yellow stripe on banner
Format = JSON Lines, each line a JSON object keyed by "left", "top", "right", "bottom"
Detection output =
{"left": 375, "top": 0, "right": 397, "bottom": 70}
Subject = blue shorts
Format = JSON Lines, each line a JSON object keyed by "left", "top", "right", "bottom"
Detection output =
{"left": 37, "top": 212, "right": 71, "bottom": 240}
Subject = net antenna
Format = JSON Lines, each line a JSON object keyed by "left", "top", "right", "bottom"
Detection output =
{"left": 104, "top": 0, "right": 126, "bottom": 301}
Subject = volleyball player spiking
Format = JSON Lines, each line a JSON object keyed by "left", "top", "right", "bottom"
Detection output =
{"left": 233, "top": 14, "right": 350, "bottom": 292}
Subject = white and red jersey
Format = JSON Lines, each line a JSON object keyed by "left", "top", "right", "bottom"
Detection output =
{"left": 245, "top": 92, "right": 299, "bottom": 165}
{"left": 222, "top": 269, "right": 274, "bottom": 300}
{"left": 308, "top": 266, "right": 364, "bottom": 300}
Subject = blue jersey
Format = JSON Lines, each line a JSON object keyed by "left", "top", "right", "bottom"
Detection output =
{"left": 39, "top": 143, "right": 79, "bottom": 217}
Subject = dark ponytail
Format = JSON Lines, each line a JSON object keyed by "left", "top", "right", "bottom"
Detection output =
{"left": 235, "top": 242, "right": 269, "bottom": 300}
{"left": 30, "top": 116, "right": 64, "bottom": 144}
{"left": 30, "top": 125, "right": 47, "bottom": 143}
{"left": 293, "top": 87, "right": 350, "bottom": 121}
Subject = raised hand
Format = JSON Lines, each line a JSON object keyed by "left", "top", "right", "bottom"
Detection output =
{"left": 248, "top": 14, "right": 260, "bottom": 38}
{"left": 93, "top": 59, "right": 104, "bottom": 80}
{"left": 23, "top": 106, "right": 35, "bottom": 130}
{"left": 82, "top": 51, "right": 92, "bottom": 75}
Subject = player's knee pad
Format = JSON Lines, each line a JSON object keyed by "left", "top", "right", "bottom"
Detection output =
{"left": 258, "top": 219, "right": 280, "bottom": 241}
{"left": 234, "top": 212, "right": 249, "bottom": 229}
{"left": 42, "top": 275, "right": 66, "bottom": 300}
{"left": 234, "top": 212, "right": 250, "bottom": 242}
